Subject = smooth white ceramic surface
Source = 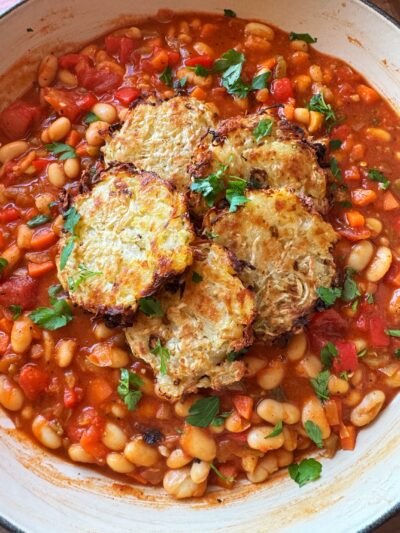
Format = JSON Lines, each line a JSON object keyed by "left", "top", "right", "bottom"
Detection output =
{"left": 0, "top": 1, "right": 399, "bottom": 532}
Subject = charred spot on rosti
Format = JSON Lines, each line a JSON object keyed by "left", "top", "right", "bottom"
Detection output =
{"left": 125, "top": 242, "right": 256, "bottom": 400}
{"left": 56, "top": 164, "right": 194, "bottom": 324}
{"left": 203, "top": 189, "right": 338, "bottom": 341}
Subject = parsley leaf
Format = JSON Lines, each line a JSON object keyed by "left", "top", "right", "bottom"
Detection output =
{"left": 210, "top": 462, "right": 234, "bottom": 483}
{"left": 151, "top": 339, "right": 170, "bottom": 375}
{"left": 304, "top": 420, "right": 323, "bottom": 448}
{"left": 288, "top": 458, "right": 322, "bottom": 487}
{"left": 159, "top": 66, "right": 173, "bottom": 86}
{"left": 48, "top": 284, "right": 62, "bottom": 304}
{"left": 0, "top": 258, "right": 9, "bottom": 273}
{"left": 138, "top": 297, "right": 164, "bottom": 317}
{"left": 224, "top": 8, "right": 236, "bottom": 17}
{"left": 45, "top": 142, "right": 76, "bottom": 161}
{"left": 60, "top": 237, "right": 75, "bottom": 271}
{"left": 211, "top": 411, "right": 231, "bottom": 427}
{"left": 63, "top": 207, "right": 81, "bottom": 234}
{"left": 29, "top": 298, "right": 72, "bottom": 330}
{"left": 342, "top": 268, "right": 360, "bottom": 302}
{"left": 117, "top": 368, "right": 143, "bottom": 411}
{"left": 27, "top": 214, "right": 51, "bottom": 228}
{"left": 329, "top": 139, "right": 342, "bottom": 151}
{"left": 227, "top": 348, "right": 248, "bottom": 362}
{"left": 330, "top": 157, "right": 343, "bottom": 181}
{"left": 265, "top": 420, "right": 283, "bottom": 438}
{"left": 320, "top": 342, "right": 338, "bottom": 369}
{"left": 226, "top": 178, "right": 248, "bottom": 212}
{"left": 289, "top": 32, "right": 317, "bottom": 43}
{"left": 186, "top": 396, "right": 220, "bottom": 427}
{"left": 368, "top": 168, "right": 390, "bottom": 190}
{"left": 253, "top": 118, "right": 273, "bottom": 142}
{"left": 366, "top": 293, "right": 375, "bottom": 304}
{"left": 310, "top": 370, "right": 330, "bottom": 401}
{"left": 251, "top": 71, "right": 271, "bottom": 90}
{"left": 316, "top": 286, "right": 342, "bottom": 306}
{"left": 385, "top": 329, "right": 400, "bottom": 338}
{"left": 174, "top": 76, "right": 187, "bottom": 89}
{"left": 308, "top": 92, "right": 336, "bottom": 126}
{"left": 188, "top": 65, "right": 210, "bottom": 77}
{"left": 192, "top": 271, "right": 203, "bottom": 283}
{"left": 213, "top": 49, "right": 249, "bottom": 97}
{"left": 394, "top": 349, "right": 400, "bottom": 359}
{"left": 8, "top": 305, "right": 22, "bottom": 320}
{"left": 84, "top": 111, "right": 100, "bottom": 124}
{"left": 68, "top": 263, "right": 101, "bottom": 292}
{"left": 190, "top": 165, "right": 226, "bottom": 207}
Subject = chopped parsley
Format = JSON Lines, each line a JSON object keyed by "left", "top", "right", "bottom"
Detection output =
{"left": 253, "top": 118, "right": 273, "bottom": 142}
{"left": 357, "top": 348, "right": 368, "bottom": 358}
{"left": 68, "top": 263, "right": 101, "bottom": 292}
{"left": 45, "top": 142, "right": 76, "bottom": 160}
{"left": 213, "top": 49, "right": 249, "bottom": 98}
{"left": 329, "top": 139, "right": 342, "bottom": 151}
{"left": 210, "top": 462, "right": 234, "bottom": 483}
{"left": 8, "top": 305, "right": 22, "bottom": 320}
{"left": 316, "top": 286, "right": 342, "bottom": 306}
{"left": 289, "top": 32, "right": 317, "bottom": 43}
{"left": 224, "top": 8, "right": 236, "bottom": 17}
{"left": 159, "top": 66, "right": 173, "bottom": 86}
{"left": 48, "top": 284, "right": 63, "bottom": 303}
{"left": 227, "top": 348, "right": 248, "bottom": 362}
{"left": 188, "top": 64, "right": 210, "bottom": 77}
{"left": 366, "top": 293, "right": 375, "bottom": 304}
{"left": 304, "top": 420, "right": 323, "bottom": 448}
{"left": 138, "top": 297, "right": 164, "bottom": 317}
{"left": 226, "top": 178, "right": 248, "bottom": 212}
{"left": 0, "top": 258, "right": 9, "bottom": 273}
{"left": 288, "top": 458, "right": 322, "bottom": 487}
{"left": 174, "top": 76, "right": 188, "bottom": 89}
{"left": 60, "top": 207, "right": 81, "bottom": 271}
{"left": 211, "top": 411, "right": 231, "bottom": 427}
{"left": 265, "top": 420, "right": 283, "bottom": 438}
{"left": 342, "top": 268, "right": 360, "bottom": 302}
{"left": 29, "top": 298, "right": 72, "bottom": 330}
{"left": 368, "top": 168, "right": 390, "bottom": 190}
{"left": 320, "top": 341, "right": 338, "bottom": 369}
{"left": 60, "top": 239, "right": 75, "bottom": 271}
{"left": 186, "top": 396, "right": 220, "bottom": 427}
{"left": 394, "top": 349, "right": 400, "bottom": 359}
{"left": 27, "top": 214, "right": 51, "bottom": 228}
{"left": 338, "top": 200, "right": 352, "bottom": 208}
{"left": 117, "top": 368, "right": 143, "bottom": 411}
{"left": 310, "top": 370, "right": 330, "bottom": 401}
{"left": 191, "top": 164, "right": 226, "bottom": 207}
{"left": 385, "top": 329, "right": 400, "bottom": 338}
{"left": 84, "top": 111, "right": 100, "bottom": 124}
{"left": 192, "top": 271, "right": 203, "bottom": 283}
{"left": 151, "top": 339, "right": 170, "bottom": 375}
{"left": 308, "top": 92, "right": 336, "bottom": 126}
{"left": 330, "top": 157, "right": 343, "bottom": 181}
{"left": 251, "top": 71, "right": 271, "bottom": 90}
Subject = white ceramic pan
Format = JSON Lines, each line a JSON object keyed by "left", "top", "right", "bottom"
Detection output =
{"left": 0, "top": 1, "right": 399, "bottom": 531}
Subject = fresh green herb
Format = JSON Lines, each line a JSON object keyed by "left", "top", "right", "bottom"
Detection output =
{"left": 338, "top": 200, "right": 352, "bottom": 208}
{"left": 288, "top": 458, "right": 322, "bottom": 487}
{"left": 48, "top": 284, "right": 62, "bottom": 304}
{"left": 151, "top": 339, "right": 170, "bottom": 375}
{"left": 329, "top": 139, "right": 342, "bottom": 151}
{"left": 224, "top": 8, "right": 236, "bottom": 17}
{"left": 186, "top": 396, "right": 220, "bottom": 427}
{"left": 211, "top": 411, "right": 231, "bottom": 427}
{"left": 310, "top": 370, "right": 330, "bottom": 401}
{"left": 289, "top": 32, "right": 317, "bottom": 43}
{"left": 63, "top": 207, "right": 81, "bottom": 234}
{"left": 60, "top": 237, "right": 75, "bottom": 271}
{"left": 226, "top": 178, "right": 248, "bottom": 212}
{"left": 342, "top": 268, "right": 360, "bottom": 302}
{"left": 251, "top": 71, "right": 271, "bottom": 90}
{"left": 138, "top": 297, "right": 164, "bottom": 317}
{"left": 210, "top": 462, "right": 234, "bottom": 483}
{"left": 320, "top": 342, "right": 338, "bottom": 369}
{"left": 213, "top": 49, "right": 249, "bottom": 98}
{"left": 48, "top": 201, "right": 58, "bottom": 209}
{"left": 253, "top": 118, "right": 273, "bottom": 142}
{"left": 330, "top": 157, "right": 343, "bottom": 181}
{"left": 117, "top": 368, "right": 143, "bottom": 411}
{"left": 368, "top": 168, "right": 390, "bottom": 190}
{"left": 357, "top": 348, "right": 367, "bottom": 358}
{"left": 316, "top": 286, "right": 342, "bottom": 306}
{"left": 159, "top": 66, "right": 173, "bottom": 86}
{"left": 68, "top": 264, "right": 101, "bottom": 292}
{"left": 0, "top": 258, "right": 8, "bottom": 273}
{"left": 188, "top": 65, "right": 210, "bottom": 77}
{"left": 394, "top": 349, "right": 400, "bottom": 359}
{"left": 178, "top": 76, "right": 187, "bottom": 87}
{"left": 8, "top": 305, "right": 22, "bottom": 320}
{"left": 204, "top": 230, "right": 219, "bottom": 240}
{"left": 45, "top": 142, "right": 77, "bottom": 161}
{"left": 385, "top": 329, "right": 400, "bottom": 338}
{"left": 351, "top": 298, "right": 360, "bottom": 312}
{"left": 29, "top": 299, "right": 72, "bottom": 330}
{"left": 366, "top": 293, "right": 375, "bottom": 304}
{"left": 265, "top": 420, "right": 283, "bottom": 438}
{"left": 192, "top": 271, "right": 203, "bottom": 283}
{"left": 304, "top": 420, "right": 323, "bottom": 448}
{"left": 340, "top": 371, "right": 349, "bottom": 381}
{"left": 227, "top": 348, "right": 248, "bottom": 362}
{"left": 191, "top": 164, "right": 226, "bottom": 207}
{"left": 27, "top": 214, "right": 51, "bottom": 228}
{"left": 308, "top": 92, "right": 336, "bottom": 125}
{"left": 84, "top": 111, "right": 100, "bottom": 124}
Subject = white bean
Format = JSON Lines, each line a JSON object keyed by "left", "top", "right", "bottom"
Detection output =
{"left": 55, "top": 339, "right": 77, "bottom": 368}
{"left": 91, "top": 103, "right": 117, "bottom": 124}
{"left": 32, "top": 415, "right": 62, "bottom": 449}
{"left": 11, "top": 317, "right": 33, "bottom": 353}
{"left": 347, "top": 240, "right": 374, "bottom": 272}
{"left": 48, "top": 117, "right": 71, "bottom": 142}
{"left": 0, "top": 141, "right": 29, "bottom": 164}
{"left": 350, "top": 390, "right": 385, "bottom": 427}
{"left": 124, "top": 437, "right": 159, "bottom": 466}
{"left": 102, "top": 422, "right": 127, "bottom": 451}
{"left": 68, "top": 444, "right": 96, "bottom": 463}
{"left": 163, "top": 467, "right": 207, "bottom": 499}
{"left": 287, "top": 331, "right": 307, "bottom": 361}
{"left": 0, "top": 375, "right": 24, "bottom": 411}
{"left": 302, "top": 397, "right": 331, "bottom": 439}
{"left": 244, "top": 22, "right": 275, "bottom": 40}
{"left": 365, "top": 246, "right": 392, "bottom": 282}
{"left": 180, "top": 425, "right": 216, "bottom": 462}
{"left": 190, "top": 460, "right": 210, "bottom": 484}
{"left": 106, "top": 452, "right": 135, "bottom": 473}
{"left": 38, "top": 54, "right": 58, "bottom": 87}
{"left": 247, "top": 425, "right": 285, "bottom": 452}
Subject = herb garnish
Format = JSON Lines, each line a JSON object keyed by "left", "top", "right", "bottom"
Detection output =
{"left": 224, "top": 8, "right": 236, "bottom": 17}
{"left": 288, "top": 458, "right": 322, "bottom": 487}
{"left": 138, "top": 297, "right": 164, "bottom": 317}
{"left": 265, "top": 420, "right": 283, "bottom": 438}
{"left": 45, "top": 142, "right": 77, "bottom": 160}
{"left": 227, "top": 348, "right": 248, "bottom": 362}
{"left": 320, "top": 341, "right": 338, "bottom": 369}
{"left": 368, "top": 168, "right": 390, "bottom": 190}
{"left": 84, "top": 111, "right": 100, "bottom": 124}
{"left": 117, "top": 368, "right": 143, "bottom": 411}
{"left": 213, "top": 49, "right": 249, "bottom": 98}
{"left": 226, "top": 178, "right": 249, "bottom": 212}
{"left": 186, "top": 396, "right": 221, "bottom": 427}
{"left": 342, "top": 268, "right": 360, "bottom": 302}
{"left": 289, "top": 32, "right": 317, "bottom": 43}
{"left": 159, "top": 66, "right": 173, "bottom": 86}
{"left": 329, "top": 139, "right": 342, "bottom": 151}
{"left": 27, "top": 214, "right": 51, "bottom": 228}
{"left": 394, "top": 349, "right": 400, "bottom": 359}
{"left": 308, "top": 92, "right": 336, "bottom": 126}
{"left": 316, "top": 286, "right": 342, "bottom": 306}
{"left": 251, "top": 71, "right": 271, "bottom": 90}
{"left": 192, "top": 271, "right": 203, "bottom": 283}
{"left": 187, "top": 65, "right": 210, "bottom": 77}
{"left": 151, "top": 339, "right": 170, "bottom": 375}
{"left": 385, "top": 329, "right": 400, "bottom": 338}
{"left": 304, "top": 420, "right": 323, "bottom": 448}
{"left": 29, "top": 298, "right": 72, "bottom": 330}
{"left": 68, "top": 263, "right": 101, "bottom": 292}
{"left": 210, "top": 463, "right": 234, "bottom": 483}
{"left": 253, "top": 118, "right": 273, "bottom": 142}
{"left": 0, "top": 258, "right": 9, "bottom": 274}
{"left": 330, "top": 157, "right": 343, "bottom": 181}
{"left": 310, "top": 370, "right": 330, "bottom": 401}
{"left": 191, "top": 165, "right": 226, "bottom": 207}
{"left": 8, "top": 305, "right": 22, "bottom": 320}
{"left": 60, "top": 207, "right": 81, "bottom": 271}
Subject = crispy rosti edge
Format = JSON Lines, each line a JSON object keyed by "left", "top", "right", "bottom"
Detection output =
{"left": 57, "top": 163, "right": 195, "bottom": 328}
{"left": 203, "top": 188, "right": 339, "bottom": 339}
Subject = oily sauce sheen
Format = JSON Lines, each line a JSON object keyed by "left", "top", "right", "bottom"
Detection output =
{"left": 0, "top": 10, "right": 399, "bottom": 497}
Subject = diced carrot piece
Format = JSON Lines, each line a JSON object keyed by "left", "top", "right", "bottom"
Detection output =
{"left": 80, "top": 424, "right": 108, "bottom": 461}
{"left": 191, "top": 87, "right": 207, "bottom": 100}
{"left": 30, "top": 228, "right": 58, "bottom": 250}
{"left": 383, "top": 191, "right": 400, "bottom": 211}
{"left": 0, "top": 331, "right": 9, "bottom": 354}
{"left": 232, "top": 395, "right": 254, "bottom": 420}
{"left": 151, "top": 49, "right": 169, "bottom": 72}
{"left": 0, "top": 207, "right": 20, "bottom": 224}
{"left": 261, "top": 58, "right": 277, "bottom": 70}
{"left": 389, "top": 271, "right": 400, "bottom": 287}
{"left": 340, "top": 424, "right": 356, "bottom": 450}
{"left": 0, "top": 317, "right": 13, "bottom": 334}
{"left": 324, "top": 399, "right": 342, "bottom": 426}
{"left": 346, "top": 210, "right": 365, "bottom": 228}
{"left": 0, "top": 232, "right": 5, "bottom": 250}
{"left": 134, "top": 396, "right": 158, "bottom": 418}
{"left": 75, "top": 142, "right": 89, "bottom": 156}
{"left": 200, "top": 23, "right": 219, "bottom": 39}
{"left": 65, "top": 129, "right": 81, "bottom": 147}
{"left": 86, "top": 377, "right": 113, "bottom": 405}
{"left": 283, "top": 103, "right": 295, "bottom": 121}
{"left": 344, "top": 166, "right": 361, "bottom": 181}
{"left": 356, "top": 84, "right": 380, "bottom": 104}
{"left": 23, "top": 207, "right": 38, "bottom": 221}
{"left": 27, "top": 261, "right": 55, "bottom": 278}
{"left": 214, "top": 463, "right": 237, "bottom": 489}
{"left": 351, "top": 189, "right": 377, "bottom": 207}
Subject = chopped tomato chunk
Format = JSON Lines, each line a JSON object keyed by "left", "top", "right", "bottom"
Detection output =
{"left": 0, "top": 100, "right": 43, "bottom": 140}
{"left": 185, "top": 55, "right": 214, "bottom": 68}
{"left": 0, "top": 274, "right": 38, "bottom": 309}
{"left": 271, "top": 78, "right": 293, "bottom": 102}
{"left": 115, "top": 87, "right": 140, "bottom": 106}
{"left": 308, "top": 309, "right": 348, "bottom": 352}
{"left": 64, "top": 387, "right": 83, "bottom": 408}
{"left": 369, "top": 315, "right": 390, "bottom": 347}
{"left": 43, "top": 87, "right": 97, "bottom": 122}
{"left": 332, "top": 341, "right": 358, "bottom": 373}
{"left": 0, "top": 206, "right": 20, "bottom": 224}
{"left": 18, "top": 364, "right": 49, "bottom": 401}
{"left": 58, "top": 53, "right": 83, "bottom": 70}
